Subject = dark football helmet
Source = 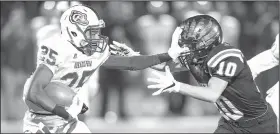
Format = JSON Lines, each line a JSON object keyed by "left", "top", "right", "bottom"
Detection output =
{"left": 178, "top": 15, "right": 223, "bottom": 67}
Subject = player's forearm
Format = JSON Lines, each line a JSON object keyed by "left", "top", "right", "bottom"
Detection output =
{"left": 27, "top": 82, "right": 56, "bottom": 112}
{"left": 27, "top": 85, "right": 70, "bottom": 119}
{"left": 178, "top": 83, "right": 219, "bottom": 103}
{"left": 248, "top": 50, "right": 279, "bottom": 77}
{"left": 150, "top": 64, "right": 165, "bottom": 72}
{"left": 103, "top": 53, "right": 172, "bottom": 70}
{"left": 150, "top": 61, "right": 189, "bottom": 73}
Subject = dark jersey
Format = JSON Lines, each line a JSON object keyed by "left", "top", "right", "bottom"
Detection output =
{"left": 189, "top": 44, "right": 267, "bottom": 121}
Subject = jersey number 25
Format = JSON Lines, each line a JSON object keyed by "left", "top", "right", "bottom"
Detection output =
{"left": 61, "top": 70, "right": 94, "bottom": 88}
{"left": 41, "top": 45, "right": 58, "bottom": 66}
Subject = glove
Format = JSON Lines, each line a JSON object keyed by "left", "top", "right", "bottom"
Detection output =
{"left": 109, "top": 41, "right": 140, "bottom": 56}
{"left": 147, "top": 66, "right": 180, "bottom": 96}
{"left": 66, "top": 95, "right": 83, "bottom": 118}
{"left": 60, "top": 96, "right": 80, "bottom": 133}
{"left": 79, "top": 103, "right": 89, "bottom": 114}
{"left": 60, "top": 116, "right": 78, "bottom": 133}
{"left": 168, "top": 27, "right": 190, "bottom": 60}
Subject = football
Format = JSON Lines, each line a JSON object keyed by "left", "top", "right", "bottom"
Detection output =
{"left": 44, "top": 82, "right": 76, "bottom": 107}
{"left": 25, "top": 82, "right": 76, "bottom": 113}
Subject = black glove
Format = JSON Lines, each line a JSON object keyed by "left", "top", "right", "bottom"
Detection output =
{"left": 79, "top": 103, "right": 89, "bottom": 114}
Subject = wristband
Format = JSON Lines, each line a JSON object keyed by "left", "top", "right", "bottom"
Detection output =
{"left": 52, "top": 105, "right": 70, "bottom": 120}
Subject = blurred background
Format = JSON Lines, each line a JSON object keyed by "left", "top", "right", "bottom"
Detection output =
{"left": 1, "top": 1, "right": 279, "bottom": 133}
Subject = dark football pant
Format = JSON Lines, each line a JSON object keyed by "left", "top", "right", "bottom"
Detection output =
{"left": 214, "top": 104, "right": 277, "bottom": 133}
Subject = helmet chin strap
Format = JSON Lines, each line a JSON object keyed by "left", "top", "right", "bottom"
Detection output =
{"left": 66, "top": 27, "right": 86, "bottom": 55}
{"left": 192, "top": 59, "right": 204, "bottom": 66}
{"left": 67, "top": 40, "right": 87, "bottom": 55}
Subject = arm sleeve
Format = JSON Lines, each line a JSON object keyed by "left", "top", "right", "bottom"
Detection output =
{"left": 209, "top": 56, "right": 244, "bottom": 82}
{"left": 102, "top": 53, "right": 172, "bottom": 70}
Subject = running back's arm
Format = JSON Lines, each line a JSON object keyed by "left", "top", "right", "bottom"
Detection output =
{"left": 102, "top": 53, "right": 172, "bottom": 70}
{"left": 25, "top": 64, "right": 71, "bottom": 120}
{"left": 25, "top": 64, "right": 56, "bottom": 112}
{"left": 25, "top": 39, "right": 71, "bottom": 120}
{"left": 150, "top": 60, "right": 189, "bottom": 73}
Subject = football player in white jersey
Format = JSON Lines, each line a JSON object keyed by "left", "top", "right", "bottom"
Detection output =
{"left": 247, "top": 34, "right": 279, "bottom": 132}
{"left": 22, "top": 5, "right": 186, "bottom": 133}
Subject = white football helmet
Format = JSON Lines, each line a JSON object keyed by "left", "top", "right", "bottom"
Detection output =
{"left": 60, "top": 5, "right": 108, "bottom": 56}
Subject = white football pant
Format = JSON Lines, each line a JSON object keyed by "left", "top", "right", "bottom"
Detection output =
{"left": 23, "top": 111, "right": 91, "bottom": 133}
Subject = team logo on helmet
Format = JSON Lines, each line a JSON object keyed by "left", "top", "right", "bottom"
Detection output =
{"left": 69, "top": 10, "right": 89, "bottom": 26}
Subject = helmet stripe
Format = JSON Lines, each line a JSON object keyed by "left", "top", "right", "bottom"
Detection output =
{"left": 187, "top": 19, "right": 196, "bottom": 38}
{"left": 202, "top": 26, "right": 220, "bottom": 45}
{"left": 74, "top": 24, "right": 87, "bottom": 47}
{"left": 198, "top": 19, "right": 213, "bottom": 40}
{"left": 66, "top": 27, "right": 76, "bottom": 45}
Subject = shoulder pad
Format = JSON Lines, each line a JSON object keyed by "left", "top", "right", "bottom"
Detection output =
{"left": 36, "top": 35, "right": 73, "bottom": 73}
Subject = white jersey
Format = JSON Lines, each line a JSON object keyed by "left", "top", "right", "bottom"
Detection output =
{"left": 247, "top": 34, "right": 279, "bottom": 132}
{"left": 23, "top": 34, "right": 110, "bottom": 112}
{"left": 38, "top": 35, "right": 110, "bottom": 91}
{"left": 248, "top": 34, "right": 279, "bottom": 79}
{"left": 248, "top": 34, "right": 279, "bottom": 99}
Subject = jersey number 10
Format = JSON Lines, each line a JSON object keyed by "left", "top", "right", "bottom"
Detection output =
{"left": 216, "top": 61, "right": 237, "bottom": 77}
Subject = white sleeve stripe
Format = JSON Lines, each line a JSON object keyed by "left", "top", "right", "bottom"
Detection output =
{"left": 221, "top": 97, "right": 244, "bottom": 117}
{"left": 208, "top": 49, "right": 242, "bottom": 65}
{"left": 207, "top": 49, "right": 244, "bottom": 67}
{"left": 209, "top": 53, "right": 244, "bottom": 68}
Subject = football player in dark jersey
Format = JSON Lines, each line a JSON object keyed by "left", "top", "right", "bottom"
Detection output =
{"left": 147, "top": 15, "right": 278, "bottom": 133}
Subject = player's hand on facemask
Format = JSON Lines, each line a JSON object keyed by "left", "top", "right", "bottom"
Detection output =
{"left": 66, "top": 95, "right": 84, "bottom": 118}
{"left": 147, "top": 66, "right": 180, "bottom": 96}
{"left": 168, "top": 27, "right": 190, "bottom": 60}
{"left": 109, "top": 41, "right": 140, "bottom": 56}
